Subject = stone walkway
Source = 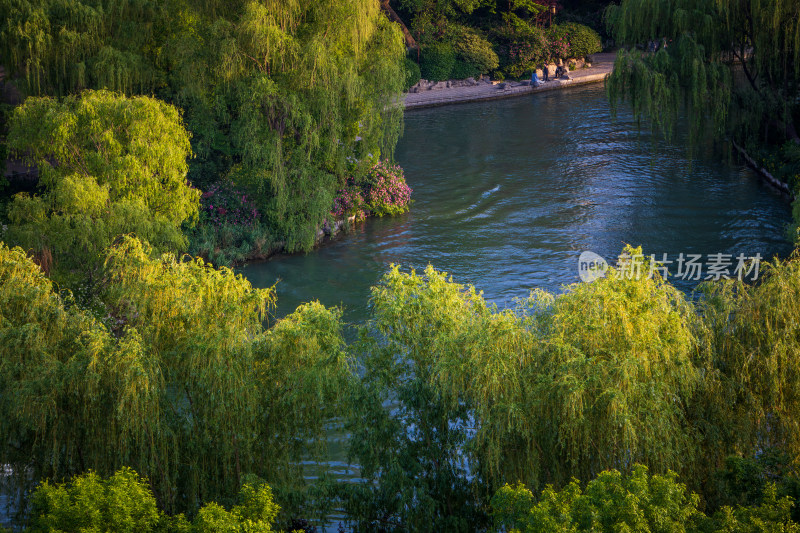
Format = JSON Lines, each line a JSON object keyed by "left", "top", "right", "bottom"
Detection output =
{"left": 403, "top": 52, "right": 616, "bottom": 110}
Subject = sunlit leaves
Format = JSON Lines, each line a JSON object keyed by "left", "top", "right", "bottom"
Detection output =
{"left": 0, "top": 237, "right": 351, "bottom": 518}
{"left": 5, "top": 90, "right": 199, "bottom": 286}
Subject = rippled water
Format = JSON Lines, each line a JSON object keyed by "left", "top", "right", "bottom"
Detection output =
{"left": 243, "top": 85, "right": 793, "bottom": 325}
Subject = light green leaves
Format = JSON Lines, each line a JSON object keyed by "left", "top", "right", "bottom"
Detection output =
{"left": 5, "top": 90, "right": 199, "bottom": 286}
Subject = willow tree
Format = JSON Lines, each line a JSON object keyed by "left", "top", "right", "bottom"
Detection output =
{"left": 346, "top": 254, "right": 702, "bottom": 529}
{"left": 605, "top": 0, "right": 800, "bottom": 149}
{"left": 428, "top": 249, "right": 702, "bottom": 491}
{"left": 166, "top": 0, "right": 407, "bottom": 249}
{"left": 5, "top": 90, "right": 199, "bottom": 287}
{"left": 0, "top": 237, "right": 353, "bottom": 518}
{"left": 0, "top": 0, "right": 169, "bottom": 96}
{"left": 694, "top": 256, "right": 800, "bottom": 480}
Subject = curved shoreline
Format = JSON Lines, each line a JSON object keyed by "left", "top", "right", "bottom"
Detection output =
{"left": 403, "top": 52, "right": 616, "bottom": 110}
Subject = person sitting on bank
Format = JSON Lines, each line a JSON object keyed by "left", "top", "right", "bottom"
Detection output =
{"left": 531, "top": 71, "right": 541, "bottom": 87}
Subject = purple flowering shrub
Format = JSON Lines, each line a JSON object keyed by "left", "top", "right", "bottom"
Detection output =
{"left": 331, "top": 160, "right": 412, "bottom": 219}
{"left": 363, "top": 161, "right": 412, "bottom": 217}
{"left": 200, "top": 183, "right": 260, "bottom": 227}
{"left": 549, "top": 36, "right": 570, "bottom": 61}
{"left": 331, "top": 179, "right": 368, "bottom": 220}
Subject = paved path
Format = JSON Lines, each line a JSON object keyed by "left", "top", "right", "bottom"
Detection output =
{"left": 403, "top": 52, "right": 616, "bottom": 110}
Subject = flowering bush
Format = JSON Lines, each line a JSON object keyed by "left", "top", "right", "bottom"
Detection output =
{"left": 547, "top": 23, "right": 602, "bottom": 60}
{"left": 331, "top": 179, "right": 367, "bottom": 220}
{"left": 363, "top": 160, "right": 412, "bottom": 217}
{"left": 200, "top": 183, "right": 259, "bottom": 227}
{"left": 548, "top": 35, "right": 570, "bottom": 61}
{"left": 331, "top": 160, "right": 412, "bottom": 220}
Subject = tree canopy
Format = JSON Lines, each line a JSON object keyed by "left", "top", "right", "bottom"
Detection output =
{"left": 605, "top": 0, "right": 800, "bottom": 149}
{"left": 0, "top": 237, "right": 352, "bottom": 518}
{"left": 4, "top": 90, "right": 199, "bottom": 286}
{"left": 0, "top": 0, "right": 407, "bottom": 252}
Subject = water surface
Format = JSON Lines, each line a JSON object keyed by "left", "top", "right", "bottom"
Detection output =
{"left": 243, "top": 85, "right": 793, "bottom": 324}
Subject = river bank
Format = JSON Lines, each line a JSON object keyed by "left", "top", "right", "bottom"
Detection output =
{"left": 403, "top": 53, "right": 616, "bottom": 110}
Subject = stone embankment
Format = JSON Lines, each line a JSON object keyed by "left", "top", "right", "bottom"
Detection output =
{"left": 404, "top": 53, "right": 616, "bottom": 110}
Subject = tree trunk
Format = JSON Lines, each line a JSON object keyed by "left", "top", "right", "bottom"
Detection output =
{"left": 380, "top": 0, "right": 417, "bottom": 50}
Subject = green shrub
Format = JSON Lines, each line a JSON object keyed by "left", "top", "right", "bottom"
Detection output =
{"left": 451, "top": 59, "right": 480, "bottom": 79}
{"left": 27, "top": 468, "right": 280, "bottom": 533}
{"left": 491, "top": 465, "right": 800, "bottom": 533}
{"left": 709, "top": 452, "right": 800, "bottom": 522}
{"left": 28, "top": 468, "right": 163, "bottom": 533}
{"left": 491, "top": 17, "right": 548, "bottom": 78}
{"left": 448, "top": 25, "right": 499, "bottom": 76}
{"left": 402, "top": 57, "right": 421, "bottom": 90}
{"left": 188, "top": 221, "right": 275, "bottom": 266}
{"left": 547, "top": 23, "right": 602, "bottom": 59}
{"left": 420, "top": 43, "right": 455, "bottom": 81}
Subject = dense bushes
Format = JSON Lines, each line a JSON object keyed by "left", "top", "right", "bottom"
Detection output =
{"left": 491, "top": 466, "right": 800, "bottom": 532}
{"left": 547, "top": 22, "right": 602, "bottom": 59}
{"left": 449, "top": 25, "right": 500, "bottom": 76}
{"left": 402, "top": 57, "right": 422, "bottom": 89}
{"left": 417, "top": 26, "right": 498, "bottom": 81}
{"left": 26, "top": 469, "right": 280, "bottom": 532}
{"left": 492, "top": 21, "right": 598, "bottom": 79}
{"left": 420, "top": 43, "right": 456, "bottom": 81}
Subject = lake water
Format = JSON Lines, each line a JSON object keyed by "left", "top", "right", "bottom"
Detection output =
{"left": 243, "top": 85, "right": 793, "bottom": 325}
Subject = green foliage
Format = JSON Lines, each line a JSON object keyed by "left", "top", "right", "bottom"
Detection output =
{"left": 27, "top": 468, "right": 280, "bottom": 533}
{"left": 605, "top": 0, "right": 799, "bottom": 149}
{"left": 402, "top": 57, "right": 422, "bottom": 89}
{"left": 492, "top": 17, "right": 548, "bottom": 79}
{"left": 709, "top": 452, "right": 800, "bottom": 522}
{"left": 4, "top": 90, "right": 199, "bottom": 287}
{"left": 1, "top": 0, "right": 408, "bottom": 253}
{"left": 344, "top": 246, "right": 800, "bottom": 529}
{"left": 170, "top": 0, "right": 406, "bottom": 252}
{"left": 547, "top": 23, "right": 602, "bottom": 58}
{"left": 420, "top": 42, "right": 456, "bottom": 81}
{"left": 28, "top": 468, "right": 161, "bottom": 533}
{"left": 0, "top": 237, "right": 353, "bottom": 518}
{"left": 0, "top": 0, "right": 168, "bottom": 96}
{"left": 695, "top": 257, "right": 800, "bottom": 477}
{"left": 491, "top": 465, "right": 800, "bottom": 533}
{"left": 344, "top": 265, "right": 489, "bottom": 531}
{"left": 447, "top": 24, "right": 499, "bottom": 76}
{"left": 438, "top": 247, "right": 700, "bottom": 489}
{"left": 188, "top": 222, "right": 275, "bottom": 267}
{"left": 345, "top": 250, "right": 700, "bottom": 530}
